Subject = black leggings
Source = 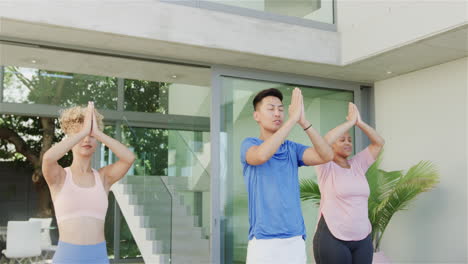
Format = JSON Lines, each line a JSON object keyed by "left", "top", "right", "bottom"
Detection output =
{"left": 313, "top": 216, "right": 373, "bottom": 264}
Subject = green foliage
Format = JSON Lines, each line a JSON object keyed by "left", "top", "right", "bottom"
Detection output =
{"left": 0, "top": 114, "right": 71, "bottom": 166}
{"left": 4, "top": 66, "right": 117, "bottom": 108}
{"left": 124, "top": 79, "right": 169, "bottom": 113}
{"left": 122, "top": 127, "right": 168, "bottom": 176}
{"left": 299, "top": 178, "right": 321, "bottom": 207}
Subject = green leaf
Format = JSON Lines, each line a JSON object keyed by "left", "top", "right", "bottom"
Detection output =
{"left": 299, "top": 178, "right": 321, "bottom": 206}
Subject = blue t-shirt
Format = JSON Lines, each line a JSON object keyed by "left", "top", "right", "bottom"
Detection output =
{"left": 240, "top": 137, "right": 309, "bottom": 240}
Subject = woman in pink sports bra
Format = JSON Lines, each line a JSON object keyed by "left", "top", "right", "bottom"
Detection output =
{"left": 42, "top": 102, "right": 135, "bottom": 264}
{"left": 312, "top": 103, "right": 385, "bottom": 264}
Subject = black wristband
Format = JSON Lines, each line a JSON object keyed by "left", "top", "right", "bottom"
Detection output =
{"left": 303, "top": 124, "right": 312, "bottom": 131}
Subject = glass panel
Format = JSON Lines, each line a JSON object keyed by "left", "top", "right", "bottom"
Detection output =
{"left": 124, "top": 79, "right": 211, "bottom": 117}
{"left": 3, "top": 66, "right": 118, "bottom": 109}
{"left": 122, "top": 126, "right": 169, "bottom": 176}
{"left": 168, "top": 84, "right": 211, "bottom": 118}
{"left": 220, "top": 77, "right": 353, "bottom": 263}
{"left": 124, "top": 79, "right": 169, "bottom": 114}
{"left": 121, "top": 125, "right": 211, "bottom": 263}
{"left": 168, "top": 130, "right": 211, "bottom": 240}
{"left": 203, "top": 0, "right": 334, "bottom": 24}
{"left": 99, "top": 126, "right": 143, "bottom": 260}
{"left": 0, "top": 43, "right": 211, "bottom": 118}
{"left": 167, "top": 129, "right": 211, "bottom": 262}
{"left": 119, "top": 125, "right": 168, "bottom": 259}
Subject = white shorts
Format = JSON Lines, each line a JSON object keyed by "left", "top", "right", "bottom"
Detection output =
{"left": 246, "top": 235, "right": 307, "bottom": 264}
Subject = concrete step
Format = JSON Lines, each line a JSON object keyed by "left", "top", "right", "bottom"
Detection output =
{"left": 133, "top": 204, "right": 190, "bottom": 217}
{"left": 123, "top": 176, "right": 191, "bottom": 188}
{"left": 129, "top": 195, "right": 191, "bottom": 210}
{"left": 123, "top": 176, "right": 166, "bottom": 184}
{"left": 127, "top": 192, "right": 181, "bottom": 208}
{"left": 147, "top": 254, "right": 170, "bottom": 264}
{"left": 125, "top": 185, "right": 185, "bottom": 206}
{"left": 171, "top": 254, "right": 211, "bottom": 264}
{"left": 167, "top": 176, "right": 190, "bottom": 185}
{"left": 146, "top": 226, "right": 204, "bottom": 240}
{"left": 113, "top": 179, "right": 210, "bottom": 264}
{"left": 124, "top": 183, "right": 172, "bottom": 194}
{"left": 150, "top": 236, "right": 209, "bottom": 257}
{"left": 150, "top": 239, "right": 168, "bottom": 255}
{"left": 132, "top": 204, "right": 191, "bottom": 218}
{"left": 112, "top": 183, "right": 172, "bottom": 263}
{"left": 171, "top": 239, "right": 210, "bottom": 255}
{"left": 140, "top": 214, "right": 198, "bottom": 228}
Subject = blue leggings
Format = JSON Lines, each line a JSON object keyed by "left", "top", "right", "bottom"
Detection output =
{"left": 53, "top": 241, "right": 109, "bottom": 264}
{"left": 313, "top": 217, "right": 373, "bottom": 264}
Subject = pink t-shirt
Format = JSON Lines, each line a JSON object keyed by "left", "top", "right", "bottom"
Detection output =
{"left": 315, "top": 147, "right": 375, "bottom": 241}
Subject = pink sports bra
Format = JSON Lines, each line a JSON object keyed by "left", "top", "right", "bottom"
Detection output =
{"left": 53, "top": 167, "right": 108, "bottom": 223}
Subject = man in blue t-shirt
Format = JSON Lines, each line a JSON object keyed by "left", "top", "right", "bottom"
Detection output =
{"left": 241, "top": 88, "right": 333, "bottom": 264}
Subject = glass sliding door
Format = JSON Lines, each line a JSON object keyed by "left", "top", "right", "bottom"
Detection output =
{"left": 218, "top": 76, "right": 354, "bottom": 263}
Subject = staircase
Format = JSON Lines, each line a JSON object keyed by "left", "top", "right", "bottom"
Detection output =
{"left": 111, "top": 175, "right": 211, "bottom": 264}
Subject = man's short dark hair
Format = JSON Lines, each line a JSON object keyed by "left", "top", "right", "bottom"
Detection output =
{"left": 253, "top": 88, "right": 283, "bottom": 110}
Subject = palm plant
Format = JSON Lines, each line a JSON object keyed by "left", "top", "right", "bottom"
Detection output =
{"left": 300, "top": 155, "right": 439, "bottom": 251}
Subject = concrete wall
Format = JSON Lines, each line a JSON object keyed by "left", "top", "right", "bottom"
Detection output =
{"left": 338, "top": 0, "right": 468, "bottom": 63}
{"left": 0, "top": 0, "right": 340, "bottom": 65}
{"left": 374, "top": 57, "right": 468, "bottom": 263}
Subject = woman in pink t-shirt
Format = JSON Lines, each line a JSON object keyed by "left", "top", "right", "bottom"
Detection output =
{"left": 312, "top": 103, "right": 385, "bottom": 264}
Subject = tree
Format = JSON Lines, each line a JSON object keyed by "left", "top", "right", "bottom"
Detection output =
{"left": 0, "top": 114, "right": 66, "bottom": 216}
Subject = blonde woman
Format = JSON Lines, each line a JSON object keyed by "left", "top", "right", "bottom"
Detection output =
{"left": 42, "top": 102, "right": 135, "bottom": 263}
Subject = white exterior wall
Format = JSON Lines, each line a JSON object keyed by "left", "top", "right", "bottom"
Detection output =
{"left": 374, "top": 57, "right": 468, "bottom": 263}
{"left": 338, "top": 0, "right": 468, "bottom": 63}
